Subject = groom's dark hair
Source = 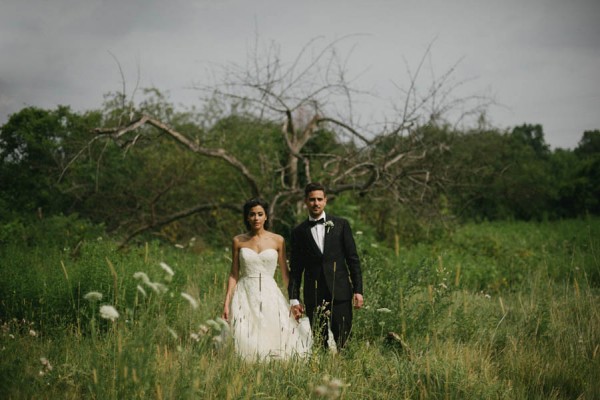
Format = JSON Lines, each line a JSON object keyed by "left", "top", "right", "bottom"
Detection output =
{"left": 243, "top": 198, "right": 270, "bottom": 230}
{"left": 304, "top": 182, "right": 326, "bottom": 198}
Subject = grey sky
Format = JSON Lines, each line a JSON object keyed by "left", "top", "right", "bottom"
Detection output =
{"left": 1, "top": 0, "right": 598, "bottom": 149}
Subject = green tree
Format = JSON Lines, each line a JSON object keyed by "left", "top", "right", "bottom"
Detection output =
{"left": 0, "top": 106, "right": 101, "bottom": 219}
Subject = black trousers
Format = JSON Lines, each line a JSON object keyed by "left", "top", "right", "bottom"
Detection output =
{"left": 306, "top": 299, "right": 353, "bottom": 349}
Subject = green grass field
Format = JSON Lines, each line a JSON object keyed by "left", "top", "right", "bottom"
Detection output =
{"left": 1, "top": 218, "right": 599, "bottom": 399}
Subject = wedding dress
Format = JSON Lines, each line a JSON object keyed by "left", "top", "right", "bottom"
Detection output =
{"left": 230, "top": 248, "right": 312, "bottom": 360}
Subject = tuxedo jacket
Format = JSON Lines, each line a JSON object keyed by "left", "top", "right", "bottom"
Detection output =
{"left": 288, "top": 215, "right": 363, "bottom": 307}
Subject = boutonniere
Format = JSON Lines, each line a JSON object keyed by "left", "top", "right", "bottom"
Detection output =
{"left": 324, "top": 220, "right": 334, "bottom": 233}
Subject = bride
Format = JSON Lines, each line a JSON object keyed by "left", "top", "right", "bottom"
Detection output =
{"left": 222, "top": 198, "right": 312, "bottom": 360}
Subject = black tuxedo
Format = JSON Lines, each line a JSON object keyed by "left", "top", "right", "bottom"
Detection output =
{"left": 288, "top": 215, "right": 362, "bottom": 348}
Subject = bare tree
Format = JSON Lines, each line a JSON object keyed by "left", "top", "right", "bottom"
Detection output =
{"left": 90, "top": 38, "right": 490, "bottom": 245}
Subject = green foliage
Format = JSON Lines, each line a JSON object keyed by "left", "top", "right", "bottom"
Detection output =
{"left": 2, "top": 217, "right": 599, "bottom": 398}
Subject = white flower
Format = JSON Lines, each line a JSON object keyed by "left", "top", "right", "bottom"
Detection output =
{"left": 159, "top": 262, "right": 174, "bottom": 276}
{"left": 181, "top": 292, "right": 199, "bottom": 309}
{"left": 99, "top": 305, "right": 119, "bottom": 321}
{"left": 376, "top": 307, "right": 392, "bottom": 313}
{"left": 29, "top": 329, "right": 37, "bottom": 337}
{"left": 137, "top": 285, "right": 147, "bottom": 298}
{"left": 324, "top": 220, "right": 335, "bottom": 233}
{"left": 174, "top": 244, "right": 184, "bottom": 249}
{"left": 133, "top": 271, "right": 150, "bottom": 284}
{"left": 205, "top": 319, "right": 221, "bottom": 331}
{"left": 167, "top": 327, "right": 178, "bottom": 340}
{"left": 84, "top": 291, "right": 103, "bottom": 302}
{"left": 40, "top": 357, "right": 53, "bottom": 371}
{"left": 198, "top": 324, "right": 209, "bottom": 335}
{"left": 145, "top": 281, "right": 168, "bottom": 294}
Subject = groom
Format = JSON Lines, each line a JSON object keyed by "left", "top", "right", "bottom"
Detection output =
{"left": 288, "top": 182, "right": 364, "bottom": 350}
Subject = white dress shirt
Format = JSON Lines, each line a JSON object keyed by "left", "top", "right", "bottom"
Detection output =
{"left": 309, "top": 211, "right": 326, "bottom": 253}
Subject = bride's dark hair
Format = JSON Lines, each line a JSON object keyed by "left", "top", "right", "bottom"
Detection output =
{"left": 243, "top": 198, "right": 270, "bottom": 230}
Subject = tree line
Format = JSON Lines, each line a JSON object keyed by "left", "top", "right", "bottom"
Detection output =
{"left": 1, "top": 97, "right": 597, "bottom": 248}
{"left": 1, "top": 41, "right": 598, "bottom": 248}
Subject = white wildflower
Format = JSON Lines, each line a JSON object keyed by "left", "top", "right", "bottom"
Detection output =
{"left": 314, "top": 385, "right": 328, "bottom": 396}
{"left": 145, "top": 281, "right": 168, "bottom": 294}
{"left": 167, "top": 327, "right": 178, "bottom": 340}
{"left": 190, "top": 333, "right": 200, "bottom": 342}
{"left": 84, "top": 291, "right": 103, "bottom": 302}
{"left": 356, "top": 231, "right": 363, "bottom": 235}
{"left": 137, "top": 285, "right": 147, "bottom": 298}
{"left": 99, "top": 305, "right": 119, "bottom": 321}
{"left": 198, "top": 324, "right": 209, "bottom": 335}
{"left": 174, "top": 244, "right": 184, "bottom": 249}
{"left": 159, "top": 262, "right": 174, "bottom": 276}
{"left": 376, "top": 308, "right": 392, "bottom": 313}
{"left": 181, "top": 292, "right": 199, "bottom": 309}
{"left": 29, "top": 329, "right": 37, "bottom": 337}
{"left": 40, "top": 357, "right": 53, "bottom": 371}
{"left": 205, "top": 319, "right": 221, "bottom": 331}
{"left": 133, "top": 271, "right": 150, "bottom": 284}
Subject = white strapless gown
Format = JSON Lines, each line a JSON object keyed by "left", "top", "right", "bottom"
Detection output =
{"left": 230, "top": 248, "right": 312, "bottom": 360}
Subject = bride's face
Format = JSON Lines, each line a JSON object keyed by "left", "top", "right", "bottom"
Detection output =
{"left": 247, "top": 205, "right": 267, "bottom": 231}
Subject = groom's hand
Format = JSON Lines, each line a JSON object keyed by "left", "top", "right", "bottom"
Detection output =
{"left": 353, "top": 293, "right": 364, "bottom": 309}
{"left": 290, "top": 304, "right": 304, "bottom": 321}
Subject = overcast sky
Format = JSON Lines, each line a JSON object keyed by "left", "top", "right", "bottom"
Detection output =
{"left": 1, "top": 0, "right": 598, "bottom": 149}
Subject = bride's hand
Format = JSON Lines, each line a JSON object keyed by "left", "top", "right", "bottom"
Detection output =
{"left": 290, "top": 304, "right": 304, "bottom": 321}
{"left": 222, "top": 304, "right": 229, "bottom": 322}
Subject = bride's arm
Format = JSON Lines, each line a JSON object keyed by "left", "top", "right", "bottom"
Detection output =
{"left": 223, "top": 238, "right": 240, "bottom": 321}
{"left": 277, "top": 236, "right": 290, "bottom": 288}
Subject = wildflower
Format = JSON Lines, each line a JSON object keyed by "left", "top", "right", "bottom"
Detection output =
{"left": 167, "top": 327, "right": 178, "bottom": 340}
{"left": 159, "top": 262, "right": 174, "bottom": 276}
{"left": 137, "top": 285, "right": 147, "bottom": 298}
{"left": 29, "top": 329, "right": 37, "bottom": 337}
{"left": 145, "top": 281, "right": 168, "bottom": 294}
{"left": 133, "top": 271, "right": 150, "bottom": 284}
{"left": 356, "top": 231, "right": 363, "bottom": 235}
{"left": 205, "top": 319, "right": 221, "bottom": 331}
{"left": 40, "top": 357, "right": 53, "bottom": 371}
{"left": 438, "top": 283, "right": 448, "bottom": 290}
{"left": 84, "top": 291, "right": 103, "bottom": 302}
{"left": 181, "top": 292, "right": 199, "bottom": 309}
{"left": 175, "top": 244, "right": 184, "bottom": 249}
{"left": 190, "top": 333, "right": 200, "bottom": 342}
{"left": 99, "top": 305, "right": 119, "bottom": 321}
{"left": 376, "top": 308, "right": 392, "bottom": 313}
{"left": 198, "top": 324, "right": 209, "bottom": 335}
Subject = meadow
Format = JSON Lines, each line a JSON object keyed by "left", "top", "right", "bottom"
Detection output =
{"left": 1, "top": 217, "right": 598, "bottom": 399}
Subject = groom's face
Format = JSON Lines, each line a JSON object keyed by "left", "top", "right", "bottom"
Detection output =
{"left": 305, "top": 190, "right": 327, "bottom": 219}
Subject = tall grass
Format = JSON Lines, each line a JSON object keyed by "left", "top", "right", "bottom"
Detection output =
{"left": 1, "top": 217, "right": 598, "bottom": 399}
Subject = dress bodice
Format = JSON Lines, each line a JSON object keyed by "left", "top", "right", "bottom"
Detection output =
{"left": 239, "top": 248, "right": 278, "bottom": 278}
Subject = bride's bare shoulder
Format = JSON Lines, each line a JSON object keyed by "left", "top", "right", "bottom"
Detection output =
{"left": 233, "top": 233, "right": 252, "bottom": 246}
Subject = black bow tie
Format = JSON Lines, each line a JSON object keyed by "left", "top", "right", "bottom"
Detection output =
{"left": 309, "top": 218, "right": 325, "bottom": 227}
